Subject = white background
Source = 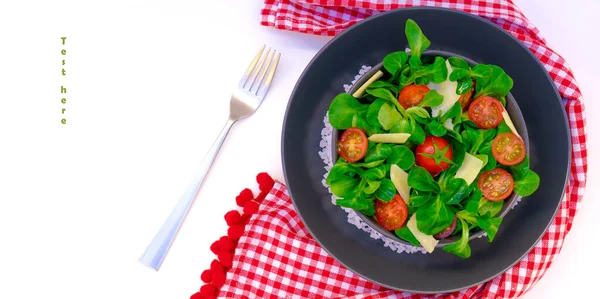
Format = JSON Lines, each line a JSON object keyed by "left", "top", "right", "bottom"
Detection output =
{"left": 0, "top": 0, "right": 597, "bottom": 298}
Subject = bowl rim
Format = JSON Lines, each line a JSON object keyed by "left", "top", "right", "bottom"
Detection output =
{"left": 281, "top": 6, "right": 571, "bottom": 293}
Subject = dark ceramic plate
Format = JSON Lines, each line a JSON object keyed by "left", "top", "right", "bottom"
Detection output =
{"left": 281, "top": 7, "right": 570, "bottom": 293}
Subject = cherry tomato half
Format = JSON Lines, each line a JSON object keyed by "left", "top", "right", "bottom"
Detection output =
{"left": 337, "top": 128, "right": 368, "bottom": 163}
{"left": 458, "top": 83, "right": 474, "bottom": 111}
{"left": 468, "top": 96, "right": 504, "bottom": 129}
{"left": 477, "top": 168, "right": 515, "bottom": 202}
{"left": 492, "top": 132, "right": 526, "bottom": 166}
{"left": 398, "top": 84, "right": 430, "bottom": 109}
{"left": 375, "top": 194, "right": 408, "bottom": 231}
{"left": 415, "top": 136, "right": 453, "bottom": 176}
{"left": 434, "top": 214, "right": 457, "bottom": 240}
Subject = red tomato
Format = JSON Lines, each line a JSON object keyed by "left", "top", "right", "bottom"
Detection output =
{"left": 337, "top": 128, "right": 368, "bottom": 163}
{"left": 434, "top": 214, "right": 457, "bottom": 240}
{"left": 477, "top": 168, "right": 515, "bottom": 202}
{"left": 398, "top": 84, "right": 430, "bottom": 109}
{"left": 458, "top": 82, "right": 474, "bottom": 111}
{"left": 468, "top": 96, "right": 504, "bottom": 129}
{"left": 492, "top": 132, "right": 526, "bottom": 166}
{"left": 415, "top": 136, "right": 453, "bottom": 176}
{"left": 375, "top": 194, "right": 408, "bottom": 231}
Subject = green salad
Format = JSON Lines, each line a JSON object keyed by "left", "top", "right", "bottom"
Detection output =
{"left": 325, "top": 19, "right": 540, "bottom": 258}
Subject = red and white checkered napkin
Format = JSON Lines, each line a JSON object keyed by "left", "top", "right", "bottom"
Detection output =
{"left": 189, "top": 1, "right": 587, "bottom": 298}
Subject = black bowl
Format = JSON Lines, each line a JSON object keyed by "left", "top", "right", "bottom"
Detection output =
{"left": 282, "top": 7, "right": 570, "bottom": 293}
{"left": 342, "top": 50, "right": 528, "bottom": 247}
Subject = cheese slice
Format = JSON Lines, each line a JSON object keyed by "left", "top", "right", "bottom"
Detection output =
{"left": 368, "top": 133, "right": 411, "bottom": 144}
{"left": 501, "top": 109, "right": 522, "bottom": 139}
{"left": 454, "top": 153, "right": 484, "bottom": 185}
{"left": 390, "top": 165, "right": 410, "bottom": 204}
{"left": 430, "top": 60, "right": 460, "bottom": 118}
{"left": 351, "top": 70, "right": 384, "bottom": 98}
{"left": 407, "top": 214, "right": 439, "bottom": 253}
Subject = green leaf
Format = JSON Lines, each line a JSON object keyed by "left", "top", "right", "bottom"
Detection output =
{"left": 450, "top": 139, "right": 466, "bottom": 166}
{"left": 479, "top": 139, "right": 493, "bottom": 155}
{"left": 481, "top": 154, "right": 497, "bottom": 172}
{"left": 456, "top": 210, "right": 478, "bottom": 225}
{"left": 513, "top": 170, "right": 540, "bottom": 197}
{"left": 474, "top": 65, "right": 513, "bottom": 98}
{"left": 335, "top": 186, "right": 370, "bottom": 210}
{"left": 354, "top": 159, "right": 385, "bottom": 169}
{"left": 460, "top": 130, "right": 471, "bottom": 150}
{"left": 414, "top": 76, "right": 429, "bottom": 86}
{"left": 328, "top": 93, "right": 369, "bottom": 129}
{"left": 449, "top": 69, "right": 469, "bottom": 82}
{"left": 427, "top": 120, "right": 446, "bottom": 137}
{"left": 360, "top": 198, "right": 376, "bottom": 216}
{"left": 442, "top": 219, "right": 472, "bottom": 258}
{"left": 465, "top": 127, "right": 483, "bottom": 154}
{"left": 440, "top": 101, "right": 462, "bottom": 123}
{"left": 474, "top": 154, "right": 489, "bottom": 169}
{"left": 390, "top": 117, "right": 410, "bottom": 133}
{"left": 456, "top": 79, "right": 473, "bottom": 95}
{"left": 408, "top": 166, "right": 440, "bottom": 193}
{"left": 497, "top": 120, "right": 512, "bottom": 134}
{"left": 409, "top": 56, "right": 423, "bottom": 69}
{"left": 366, "top": 99, "right": 386, "bottom": 130}
{"left": 374, "top": 178, "right": 396, "bottom": 201}
{"left": 461, "top": 112, "right": 477, "bottom": 128}
{"left": 413, "top": 114, "right": 429, "bottom": 125}
{"left": 441, "top": 178, "right": 469, "bottom": 205}
{"left": 464, "top": 127, "right": 495, "bottom": 154}
{"left": 416, "top": 196, "right": 454, "bottom": 235}
{"left": 364, "top": 143, "right": 393, "bottom": 163}
{"left": 329, "top": 176, "right": 360, "bottom": 197}
{"left": 414, "top": 56, "right": 448, "bottom": 84}
{"left": 482, "top": 128, "right": 497, "bottom": 142}
{"left": 383, "top": 51, "right": 409, "bottom": 75}
{"left": 405, "top": 19, "right": 431, "bottom": 58}
{"left": 409, "top": 190, "right": 432, "bottom": 208}
{"left": 366, "top": 88, "right": 404, "bottom": 114}
{"left": 409, "top": 116, "right": 426, "bottom": 144}
{"left": 363, "top": 179, "right": 382, "bottom": 195}
{"left": 366, "top": 87, "right": 397, "bottom": 102}
{"left": 400, "top": 65, "right": 415, "bottom": 87}
{"left": 476, "top": 217, "right": 503, "bottom": 242}
{"left": 326, "top": 162, "right": 360, "bottom": 184}
{"left": 498, "top": 96, "right": 507, "bottom": 106}
{"left": 406, "top": 106, "right": 430, "bottom": 119}
{"left": 448, "top": 56, "right": 471, "bottom": 70}
{"left": 358, "top": 94, "right": 378, "bottom": 103}
{"left": 387, "top": 145, "right": 415, "bottom": 171}
{"left": 351, "top": 112, "right": 381, "bottom": 135}
{"left": 465, "top": 188, "right": 482, "bottom": 214}
{"left": 478, "top": 198, "right": 503, "bottom": 218}
{"left": 470, "top": 64, "right": 493, "bottom": 82}
{"left": 378, "top": 102, "right": 402, "bottom": 130}
{"left": 363, "top": 165, "right": 388, "bottom": 180}
{"left": 509, "top": 156, "right": 530, "bottom": 181}
{"left": 395, "top": 226, "right": 420, "bottom": 246}
{"left": 445, "top": 128, "right": 463, "bottom": 143}
{"left": 418, "top": 89, "right": 444, "bottom": 108}
{"left": 367, "top": 80, "right": 400, "bottom": 96}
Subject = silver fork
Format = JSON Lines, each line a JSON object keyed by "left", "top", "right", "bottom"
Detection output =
{"left": 139, "top": 45, "right": 281, "bottom": 271}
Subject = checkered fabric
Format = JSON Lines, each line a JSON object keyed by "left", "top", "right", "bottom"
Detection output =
{"left": 191, "top": 1, "right": 587, "bottom": 298}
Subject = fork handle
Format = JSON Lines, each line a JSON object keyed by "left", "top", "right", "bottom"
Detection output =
{"left": 139, "top": 118, "right": 235, "bottom": 270}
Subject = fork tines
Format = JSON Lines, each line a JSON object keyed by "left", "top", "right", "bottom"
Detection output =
{"left": 239, "top": 45, "right": 280, "bottom": 99}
